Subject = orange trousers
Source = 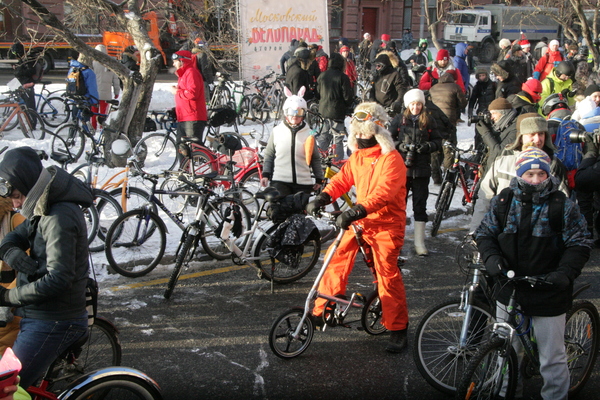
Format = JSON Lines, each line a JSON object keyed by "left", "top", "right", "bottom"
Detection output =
{"left": 313, "top": 226, "right": 409, "bottom": 331}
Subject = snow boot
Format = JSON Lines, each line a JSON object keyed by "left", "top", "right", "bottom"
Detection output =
{"left": 414, "top": 221, "right": 428, "bottom": 256}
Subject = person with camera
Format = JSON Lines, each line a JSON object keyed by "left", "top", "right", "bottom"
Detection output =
{"left": 507, "top": 78, "right": 543, "bottom": 115}
{"left": 391, "top": 89, "right": 442, "bottom": 256}
{"left": 539, "top": 61, "right": 576, "bottom": 112}
{"left": 305, "top": 102, "right": 409, "bottom": 353}
{"left": 475, "top": 147, "right": 591, "bottom": 400}
{"left": 468, "top": 67, "right": 497, "bottom": 150}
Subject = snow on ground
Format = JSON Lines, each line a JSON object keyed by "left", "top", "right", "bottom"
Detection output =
{"left": 0, "top": 81, "right": 477, "bottom": 284}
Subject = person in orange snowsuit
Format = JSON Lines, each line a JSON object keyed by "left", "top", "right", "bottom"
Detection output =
{"left": 306, "top": 101, "right": 409, "bottom": 353}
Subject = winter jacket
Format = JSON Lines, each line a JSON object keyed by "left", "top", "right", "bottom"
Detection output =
{"left": 13, "top": 56, "right": 40, "bottom": 86}
{"left": 358, "top": 39, "right": 372, "bottom": 65}
{"left": 454, "top": 42, "right": 470, "bottom": 90}
{"left": 496, "top": 76, "right": 521, "bottom": 100}
{"left": 280, "top": 40, "right": 298, "bottom": 74}
{"left": 262, "top": 121, "right": 323, "bottom": 185}
{"left": 478, "top": 109, "right": 518, "bottom": 170}
{"left": 285, "top": 61, "right": 314, "bottom": 101}
{"left": 344, "top": 58, "right": 358, "bottom": 88}
{"left": 92, "top": 60, "right": 120, "bottom": 101}
{"left": 539, "top": 69, "right": 575, "bottom": 113}
{"left": 507, "top": 92, "right": 538, "bottom": 114}
{"left": 316, "top": 54, "right": 354, "bottom": 120}
{"left": 534, "top": 50, "right": 564, "bottom": 81}
{"left": 392, "top": 113, "right": 443, "bottom": 178}
{"left": 120, "top": 48, "right": 139, "bottom": 72}
{"left": 0, "top": 167, "right": 93, "bottom": 321}
{"left": 192, "top": 49, "right": 215, "bottom": 84}
{"left": 419, "top": 58, "right": 465, "bottom": 92}
{"left": 508, "top": 54, "right": 529, "bottom": 85}
{"left": 475, "top": 176, "right": 591, "bottom": 316}
{"left": 468, "top": 72, "right": 497, "bottom": 116}
{"left": 428, "top": 72, "right": 467, "bottom": 125}
{"left": 315, "top": 47, "right": 329, "bottom": 73}
{"left": 67, "top": 60, "right": 99, "bottom": 105}
{"left": 323, "top": 144, "right": 406, "bottom": 230}
{"left": 174, "top": 57, "right": 207, "bottom": 122}
{"left": 369, "top": 52, "right": 407, "bottom": 109}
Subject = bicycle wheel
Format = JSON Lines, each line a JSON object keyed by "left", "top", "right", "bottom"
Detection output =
{"left": 158, "top": 176, "right": 196, "bottom": 225}
{"left": 164, "top": 231, "right": 197, "bottom": 300}
{"left": 456, "top": 336, "right": 518, "bottom": 400}
{"left": 83, "top": 206, "right": 99, "bottom": 245}
{"left": 105, "top": 209, "right": 166, "bottom": 278}
{"left": 0, "top": 104, "right": 19, "bottom": 132}
{"left": 565, "top": 300, "right": 600, "bottom": 396}
{"left": 250, "top": 95, "right": 267, "bottom": 123}
{"left": 237, "top": 96, "right": 251, "bottom": 125}
{"left": 133, "top": 132, "right": 178, "bottom": 174}
{"left": 58, "top": 368, "right": 162, "bottom": 400}
{"left": 52, "top": 123, "right": 87, "bottom": 162}
{"left": 90, "top": 189, "right": 123, "bottom": 253}
{"left": 413, "top": 298, "right": 494, "bottom": 395}
{"left": 253, "top": 224, "right": 320, "bottom": 283}
{"left": 47, "top": 317, "right": 122, "bottom": 393}
{"left": 19, "top": 108, "right": 46, "bottom": 140}
{"left": 269, "top": 307, "right": 314, "bottom": 359}
{"left": 431, "top": 181, "right": 453, "bottom": 237}
{"left": 199, "top": 197, "right": 252, "bottom": 260}
{"left": 361, "top": 291, "right": 387, "bottom": 335}
{"left": 108, "top": 187, "right": 154, "bottom": 214}
{"left": 180, "top": 147, "right": 216, "bottom": 176}
{"left": 39, "top": 96, "right": 70, "bottom": 128}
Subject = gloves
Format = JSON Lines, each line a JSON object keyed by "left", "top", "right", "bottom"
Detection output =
{"left": 431, "top": 78, "right": 438, "bottom": 86}
{"left": 0, "top": 307, "right": 13, "bottom": 328}
{"left": 484, "top": 254, "right": 507, "bottom": 278}
{"left": 475, "top": 120, "right": 492, "bottom": 137}
{"left": 0, "top": 247, "right": 38, "bottom": 276}
{"left": 532, "top": 71, "right": 541, "bottom": 80}
{"left": 561, "top": 89, "right": 575, "bottom": 98}
{"left": 416, "top": 142, "right": 430, "bottom": 154}
{"left": 306, "top": 192, "right": 332, "bottom": 216}
{"left": 336, "top": 204, "right": 368, "bottom": 230}
{"left": 545, "top": 271, "right": 571, "bottom": 290}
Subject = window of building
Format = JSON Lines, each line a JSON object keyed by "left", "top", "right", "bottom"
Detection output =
{"left": 330, "top": 0, "right": 343, "bottom": 38}
{"left": 403, "top": 0, "right": 412, "bottom": 30}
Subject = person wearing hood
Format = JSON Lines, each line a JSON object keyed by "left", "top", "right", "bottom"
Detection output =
{"left": 280, "top": 39, "right": 298, "bottom": 75}
{"left": 285, "top": 47, "right": 314, "bottom": 101}
{"left": 306, "top": 102, "right": 409, "bottom": 353}
{"left": 533, "top": 37, "right": 549, "bottom": 63}
{"left": 508, "top": 78, "right": 543, "bottom": 115}
{"left": 533, "top": 39, "right": 564, "bottom": 81}
{"left": 491, "top": 60, "right": 521, "bottom": 99}
{"left": 417, "top": 39, "right": 433, "bottom": 66}
{"left": 469, "top": 113, "right": 569, "bottom": 231}
{"left": 475, "top": 147, "right": 591, "bottom": 400}
{"left": 475, "top": 98, "right": 518, "bottom": 175}
{"left": 120, "top": 45, "right": 139, "bottom": 72}
{"left": 0, "top": 147, "right": 94, "bottom": 389}
{"left": 419, "top": 49, "right": 465, "bottom": 92}
{"left": 454, "top": 42, "right": 470, "bottom": 93}
{"left": 316, "top": 53, "right": 354, "bottom": 161}
{"left": 506, "top": 44, "right": 528, "bottom": 85}
{"left": 171, "top": 50, "right": 207, "bottom": 148}
{"left": 369, "top": 52, "right": 409, "bottom": 114}
{"left": 92, "top": 44, "right": 120, "bottom": 128}
{"left": 391, "top": 89, "right": 442, "bottom": 256}
{"left": 539, "top": 61, "right": 576, "bottom": 112}
{"left": 497, "top": 38, "right": 512, "bottom": 62}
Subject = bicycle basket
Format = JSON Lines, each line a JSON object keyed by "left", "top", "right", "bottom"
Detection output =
{"left": 231, "top": 148, "right": 255, "bottom": 168}
{"left": 208, "top": 107, "right": 237, "bottom": 127}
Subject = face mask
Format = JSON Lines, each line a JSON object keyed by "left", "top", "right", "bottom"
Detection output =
{"left": 517, "top": 176, "right": 550, "bottom": 194}
{"left": 357, "top": 136, "right": 378, "bottom": 149}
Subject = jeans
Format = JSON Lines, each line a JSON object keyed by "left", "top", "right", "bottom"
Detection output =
{"left": 13, "top": 315, "right": 88, "bottom": 389}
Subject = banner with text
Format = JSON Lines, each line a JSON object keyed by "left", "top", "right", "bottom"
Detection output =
{"left": 238, "top": 0, "right": 329, "bottom": 81}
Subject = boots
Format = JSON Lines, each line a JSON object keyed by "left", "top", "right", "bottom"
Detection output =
{"left": 386, "top": 329, "right": 408, "bottom": 353}
{"left": 414, "top": 221, "right": 428, "bottom": 256}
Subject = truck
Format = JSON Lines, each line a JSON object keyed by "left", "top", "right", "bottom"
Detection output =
{"left": 442, "top": 5, "right": 561, "bottom": 63}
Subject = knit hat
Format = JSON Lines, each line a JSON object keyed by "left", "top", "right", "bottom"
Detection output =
{"left": 522, "top": 78, "right": 543, "bottom": 102}
{"left": 363, "top": 32, "right": 370, "bottom": 39}
{"left": 499, "top": 38, "right": 511, "bottom": 48}
{"left": 568, "top": 43, "right": 579, "bottom": 52}
{"left": 517, "top": 113, "right": 548, "bottom": 135}
{"left": 515, "top": 148, "right": 551, "bottom": 177}
{"left": 511, "top": 43, "right": 522, "bottom": 53}
{"left": 488, "top": 97, "right": 513, "bottom": 111}
{"left": 348, "top": 102, "right": 394, "bottom": 154}
{"left": 520, "top": 39, "right": 531, "bottom": 48}
{"left": 584, "top": 84, "right": 600, "bottom": 97}
{"left": 174, "top": 50, "right": 192, "bottom": 61}
{"left": 381, "top": 34, "right": 391, "bottom": 42}
{"left": 0, "top": 147, "right": 43, "bottom": 196}
{"left": 490, "top": 62, "right": 509, "bottom": 80}
{"left": 549, "top": 39, "right": 560, "bottom": 47}
{"left": 436, "top": 49, "right": 449, "bottom": 61}
{"left": 340, "top": 46, "right": 350, "bottom": 53}
{"left": 403, "top": 88, "right": 426, "bottom": 107}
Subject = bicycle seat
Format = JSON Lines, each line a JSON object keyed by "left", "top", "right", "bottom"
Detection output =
{"left": 106, "top": 99, "right": 119, "bottom": 106}
{"left": 256, "top": 187, "right": 280, "bottom": 202}
{"left": 180, "top": 136, "right": 203, "bottom": 144}
{"left": 50, "top": 152, "right": 72, "bottom": 165}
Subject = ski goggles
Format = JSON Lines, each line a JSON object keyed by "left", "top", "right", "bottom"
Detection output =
{"left": 0, "top": 179, "right": 13, "bottom": 198}
{"left": 352, "top": 110, "right": 384, "bottom": 127}
{"left": 283, "top": 108, "right": 306, "bottom": 117}
{"left": 172, "top": 53, "right": 191, "bottom": 61}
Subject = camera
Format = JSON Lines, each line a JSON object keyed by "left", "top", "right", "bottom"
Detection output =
{"left": 404, "top": 143, "right": 417, "bottom": 167}
{"left": 468, "top": 111, "right": 491, "bottom": 127}
{"left": 569, "top": 129, "right": 600, "bottom": 144}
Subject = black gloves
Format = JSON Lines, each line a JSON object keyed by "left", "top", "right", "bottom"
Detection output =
{"left": 545, "top": 271, "right": 571, "bottom": 290}
{"left": 484, "top": 254, "right": 507, "bottom": 278}
{"left": 561, "top": 89, "right": 575, "bottom": 98}
{"left": 336, "top": 204, "right": 367, "bottom": 230}
{"left": 416, "top": 143, "right": 430, "bottom": 154}
{"left": 476, "top": 120, "right": 492, "bottom": 137}
{"left": 0, "top": 247, "right": 38, "bottom": 276}
{"left": 306, "top": 192, "right": 332, "bottom": 216}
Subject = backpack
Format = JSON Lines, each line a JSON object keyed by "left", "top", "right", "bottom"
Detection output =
{"left": 552, "top": 118, "right": 583, "bottom": 171}
{"left": 494, "top": 187, "right": 565, "bottom": 233}
{"left": 66, "top": 67, "right": 87, "bottom": 96}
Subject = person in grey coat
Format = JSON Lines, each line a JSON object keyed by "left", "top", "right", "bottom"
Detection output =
{"left": 92, "top": 44, "right": 120, "bottom": 128}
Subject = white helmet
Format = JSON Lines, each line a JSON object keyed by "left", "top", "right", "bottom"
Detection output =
{"left": 282, "top": 86, "right": 307, "bottom": 119}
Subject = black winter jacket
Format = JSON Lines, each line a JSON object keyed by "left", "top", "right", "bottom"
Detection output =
{"left": 468, "top": 79, "right": 497, "bottom": 115}
{"left": 391, "top": 114, "right": 442, "bottom": 178}
{"left": 369, "top": 54, "right": 406, "bottom": 109}
{"left": 316, "top": 54, "right": 354, "bottom": 120}
{"left": 507, "top": 92, "right": 538, "bottom": 114}
{"left": 285, "top": 61, "right": 314, "bottom": 101}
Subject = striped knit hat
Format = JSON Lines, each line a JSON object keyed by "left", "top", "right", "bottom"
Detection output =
{"left": 515, "top": 148, "right": 551, "bottom": 177}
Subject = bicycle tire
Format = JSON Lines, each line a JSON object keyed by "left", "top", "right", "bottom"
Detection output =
{"left": 83, "top": 205, "right": 99, "bottom": 245}
{"left": 158, "top": 176, "right": 197, "bottom": 225}
{"left": 253, "top": 224, "right": 320, "bottom": 283}
{"left": 47, "top": 317, "right": 122, "bottom": 393}
{"left": 199, "top": 197, "right": 252, "bottom": 260}
{"left": 105, "top": 209, "right": 166, "bottom": 278}
{"left": 431, "top": 181, "right": 453, "bottom": 237}
{"left": 39, "top": 96, "right": 70, "bottom": 128}
{"left": 57, "top": 368, "right": 162, "bottom": 400}
{"left": 250, "top": 95, "right": 267, "bottom": 123}
{"left": 565, "top": 300, "right": 600, "bottom": 396}
{"left": 361, "top": 291, "right": 387, "bottom": 335}
{"left": 237, "top": 96, "right": 251, "bottom": 125}
{"left": 133, "top": 132, "right": 178, "bottom": 174}
{"left": 180, "top": 147, "right": 216, "bottom": 176}
{"left": 108, "top": 186, "right": 154, "bottom": 214}
{"left": 413, "top": 298, "right": 494, "bottom": 395}
{"left": 19, "top": 108, "right": 46, "bottom": 140}
{"left": 164, "top": 231, "right": 197, "bottom": 300}
{"left": 90, "top": 189, "right": 123, "bottom": 253}
{"left": 269, "top": 307, "right": 314, "bottom": 359}
{"left": 456, "top": 336, "right": 518, "bottom": 400}
{"left": 52, "top": 123, "right": 87, "bottom": 162}
{"left": 0, "top": 104, "right": 19, "bottom": 132}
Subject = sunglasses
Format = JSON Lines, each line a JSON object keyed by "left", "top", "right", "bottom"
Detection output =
{"left": 172, "top": 53, "right": 190, "bottom": 61}
{"left": 0, "top": 179, "right": 13, "bottom": 198}
{"left": 284, "top": 108, "right": 306, "bottom": 117}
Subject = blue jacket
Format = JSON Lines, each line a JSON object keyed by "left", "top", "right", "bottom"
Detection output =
{"left": 454, "top": 43, "right": 470, "bottom": 91}
{"left": 68, "top": 60, "right": 99, "bottom": 105}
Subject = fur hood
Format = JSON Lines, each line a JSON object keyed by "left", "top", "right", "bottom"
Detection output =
{"left": 0, "top": 197, "right": 13, "bottom": 222}
{"left": 348, "top": 102, "right": 395, "bottom": 154}
{"left": 377, "top": 50, "right": 400, "bottom": 69}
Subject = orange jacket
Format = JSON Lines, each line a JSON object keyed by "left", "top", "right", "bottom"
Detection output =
{"left": 324, "top": 145, "right": 406, "bottom": 230}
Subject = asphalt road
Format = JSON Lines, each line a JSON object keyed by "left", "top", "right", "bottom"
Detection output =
{"left": 92, "top": 213, "right": 600, "bottom": 400}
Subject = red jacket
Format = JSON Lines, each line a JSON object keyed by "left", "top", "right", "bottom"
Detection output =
{"left": 344, "top": 59, "right": 358, "bottom": 88}
{"left": 419, "top": 63, "right": 465, "bottom": 93}
{"left": 534, "top": 50, "right": 564, "bottom": 81}
{"left": 175, "top": 60, "right": 207, "bottom": 122}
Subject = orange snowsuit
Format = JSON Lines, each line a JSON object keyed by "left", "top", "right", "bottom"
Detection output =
{"left": 314, "top": 144, "right": 409, "bottom": 331}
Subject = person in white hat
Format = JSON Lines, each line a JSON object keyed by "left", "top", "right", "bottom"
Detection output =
{"left": 533, "top": 39, "right": 564, "bottom": 81}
